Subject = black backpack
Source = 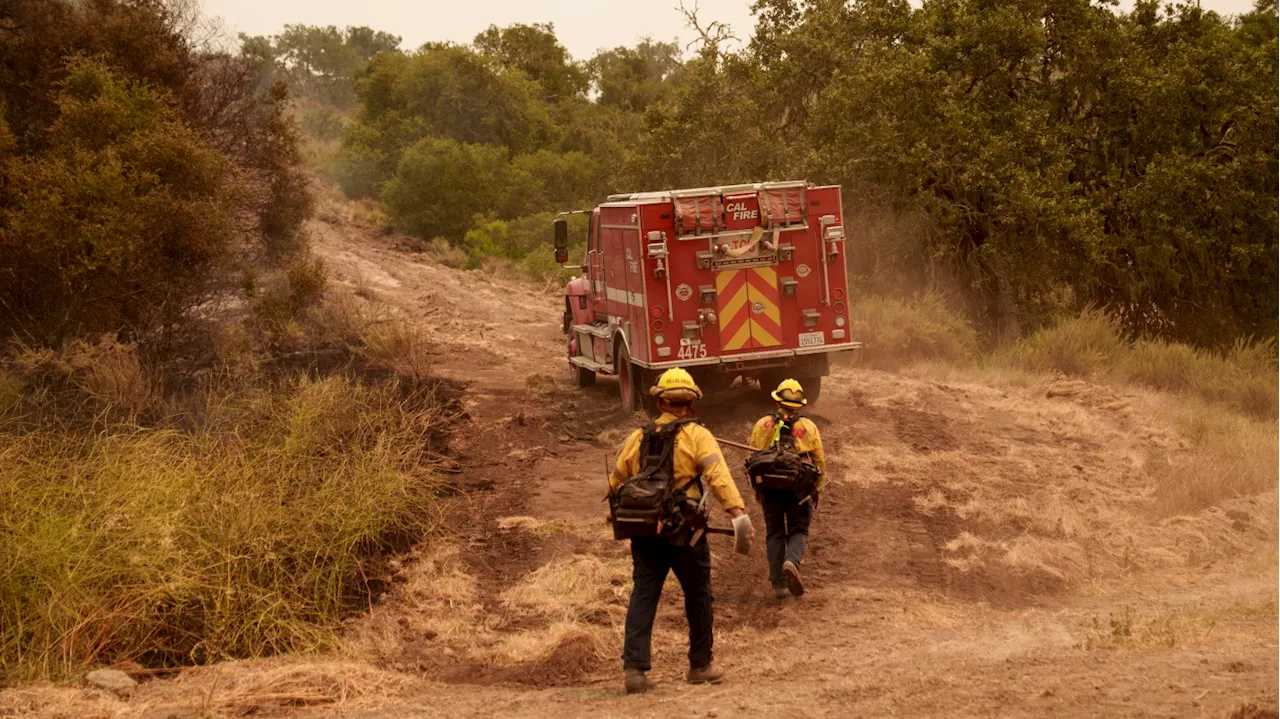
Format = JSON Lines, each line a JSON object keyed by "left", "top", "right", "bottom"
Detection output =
{"left": 610, "top": 417, "right": 702, "bottom": 540}
{"left": 745, "top": 412, "right": 818, "bottom": 495}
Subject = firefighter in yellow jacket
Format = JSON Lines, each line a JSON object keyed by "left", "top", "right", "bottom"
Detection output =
{"left": 749, "top": 378, "right": 826, "bottom": 599}
{"left": 608, "top": 368, "right": 754, "bottom": 694}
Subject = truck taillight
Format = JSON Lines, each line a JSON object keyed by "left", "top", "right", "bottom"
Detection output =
{"left": 651, "top": 306, "right": 663, "bottom": 318}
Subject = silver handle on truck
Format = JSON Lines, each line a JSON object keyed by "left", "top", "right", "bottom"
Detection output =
{"left": 818, "top": 215, "right": 837, "bottom": 306}
{"left": 647, "top": 231, "right": 674, "bottom": 321}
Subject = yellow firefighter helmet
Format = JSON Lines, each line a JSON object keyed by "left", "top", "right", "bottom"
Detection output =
{"left": 649, "top": 367, "right": 703, "bottom": 402}
{"left": 771, "top": 378, "right": 807, "bottom": 407}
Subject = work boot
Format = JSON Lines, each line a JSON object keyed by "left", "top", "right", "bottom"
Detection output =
{"left": 624, "top": 668, "right": 655, "bottom": 694}
{"left": 686, "top": 662, "right": 725, "bottom": 684}
{"left": 773, "top": 585, "right": 790, "bottom": 600}
{"left": 783, "top": 560, "right": 805, "bottom": 597}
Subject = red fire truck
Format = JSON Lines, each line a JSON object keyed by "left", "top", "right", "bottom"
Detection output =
{"left": 554, "top": 180, "right": 858, "bottom": 411}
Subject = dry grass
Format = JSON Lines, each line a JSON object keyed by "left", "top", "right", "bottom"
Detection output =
{"left": 478, "top": 255, "right": 524, "bottom": 281}
{"left": 1137, "top": 395, "right": 1279, "bottom": 516}
{"left": 499, "top": 554, "right": 630, "bottom": 626}
{"left": 850, "top": 293, "right": 979, "bottom": 370}
{"left": 190, "top": 661, "right": 416, "bottom": 713}
{"left": 1002, "top": 309, "right": 1126, "bottom": 377}
{"left": 0, "top": 374, "right": 452, "bottom": 682}
{"left": 1081, "top": 597, "right": 1278, "bottom": 651}
{"left": 424, "top": 237, "right": 468, "bottom": 269}
{"left": 358, "top": 318, "right": 434, "bottom": 383}
{"left": 347, "top": 535, "right": 629, "bottom": 675}
{"left": 1001, "top": 310, "right": 1278, "bottom": 419}
{"left": 1082, "top": 604, "right": 1202, "bottom": 650}
{"left": 871, "top": 359, "right": 1277, "bottom": 593}
{"left": 7, "top": 336, "right": 162, "bottom": 420}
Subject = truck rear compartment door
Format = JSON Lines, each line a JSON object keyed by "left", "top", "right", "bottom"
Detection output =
{"left": 715, "top": 266, "right": 783, "bottom": 353}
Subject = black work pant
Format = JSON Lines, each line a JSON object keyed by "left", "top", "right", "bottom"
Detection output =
{"left": 622, "top": 536, "right": 713, "bottom": 672}
{"left": 761, "top": 488, "right": 812, "bottom": 588}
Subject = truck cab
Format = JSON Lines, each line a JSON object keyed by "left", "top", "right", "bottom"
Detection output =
{"left": 555, "top": 181, "right": 859, "bottom": 411}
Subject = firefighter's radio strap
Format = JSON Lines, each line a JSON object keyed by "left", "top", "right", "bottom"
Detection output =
{"left": 609, "top": 417, "right": 707, "bottom": 544}
{"left": 745, "top": 412, "right": 819, "bottom": 497}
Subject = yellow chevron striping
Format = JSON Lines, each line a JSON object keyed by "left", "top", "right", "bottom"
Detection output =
{"left": 716, "top": 270, "right": 742, "bottom": 335}
{"left": 747, "top": 267, "right": 781, "bottom": 345}
{"left": 760, "top": 295, "right": 780, "bottom": 326}
{"left": 723, "top": 320, "right": 752, "bottom": 351}
{"left": 715, "top": 269, "right": 738, "bottom": 293}
{"left": 715, "top": 267, "right": 787, "bottom": 351}
{"left": 751, "top": 322, "right": 781, "bottom": 347}
{"left": 718, "top": 284, "right": 748, "bottom": 330}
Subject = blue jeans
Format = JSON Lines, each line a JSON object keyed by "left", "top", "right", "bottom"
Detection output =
{"left": 761, "top": 488, "right": 812, "bottom": 588}
{"left": 622, "top": 536, "right": 713, "bottom": 671}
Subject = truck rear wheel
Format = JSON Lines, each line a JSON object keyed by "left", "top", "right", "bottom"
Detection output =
{"left": 615, "top": 344, "right": 638, "bottom": 412}
{"left": 635, "top": 367, "right": 659, "bottom": 418}
{"left": 798, "top": 375, "right": 822, "bottom": 405}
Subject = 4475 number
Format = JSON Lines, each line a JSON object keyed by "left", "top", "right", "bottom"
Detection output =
{"left": 677, "top": 342, "right": 708, "bottom": 360}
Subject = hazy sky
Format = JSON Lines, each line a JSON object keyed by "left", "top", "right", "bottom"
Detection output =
{"left": 200, "top": 0, "right": 1262, "bottom": 60}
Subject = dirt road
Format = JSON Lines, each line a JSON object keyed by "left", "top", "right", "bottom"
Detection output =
{"left": 308, "top": 215, "right": 1278, "bottom": 718}
{"left": 5, "top": 213, "right": 1274, "bottom": 718}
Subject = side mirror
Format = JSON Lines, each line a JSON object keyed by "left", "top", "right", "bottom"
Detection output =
{"left": 553, "top": 218, "right": 568, "bottom": 250}
{"left": 553, "top": 218, "right": 569, "bottom": 264}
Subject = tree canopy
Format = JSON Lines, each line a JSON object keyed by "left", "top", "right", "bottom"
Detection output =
{"left": 321, "top": 0, "right": 1276, "bottom": 347}
{"left": 0, "top": 0, "right": 313, "bottom": 351}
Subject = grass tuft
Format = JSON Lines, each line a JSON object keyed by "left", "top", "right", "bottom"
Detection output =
{"left": 1002, "top": 309, "right": 1126, "bottom": 377}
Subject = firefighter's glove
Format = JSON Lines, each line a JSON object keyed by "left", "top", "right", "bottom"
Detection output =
{"left": 730, "top": 513, "right": 755, "bottom": 556}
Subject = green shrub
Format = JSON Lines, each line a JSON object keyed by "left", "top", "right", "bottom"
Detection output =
{"left": 0, "top": 375, "right": 449, "bottom": 681}
{"left": 382, "top": 137, "right": 510, "bottom": 240}
{"left": 462, "top": 213, "right": 564, "bottom": 263}
{"left": 851, "top": 293, "right": 979, "bottom": 369}
{"left": 520, "top": 245, "right": 580, "bottom": 285}
{"left": 0, "top": 60, "right": 240, "bottom": 349}
{"left": 504, "top": 150, "right": 601, "bottom": 217}
{"left": 334, "top": 123, "right": 396, "bottom": 198}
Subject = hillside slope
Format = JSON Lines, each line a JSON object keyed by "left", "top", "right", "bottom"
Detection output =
{"left": 3, "top": 211, "right": 1275, "bottom": 719}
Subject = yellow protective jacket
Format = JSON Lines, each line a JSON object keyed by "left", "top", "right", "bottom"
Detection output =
{"left": 749, "top": 413, "right": 826, "bottom": 493}
{"left": 609, "top": 412, "right": 746, "bottom": 512}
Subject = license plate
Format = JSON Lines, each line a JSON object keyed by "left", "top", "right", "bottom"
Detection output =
{"left": 798, "top": 331, "right": 825, "bottom": 347}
